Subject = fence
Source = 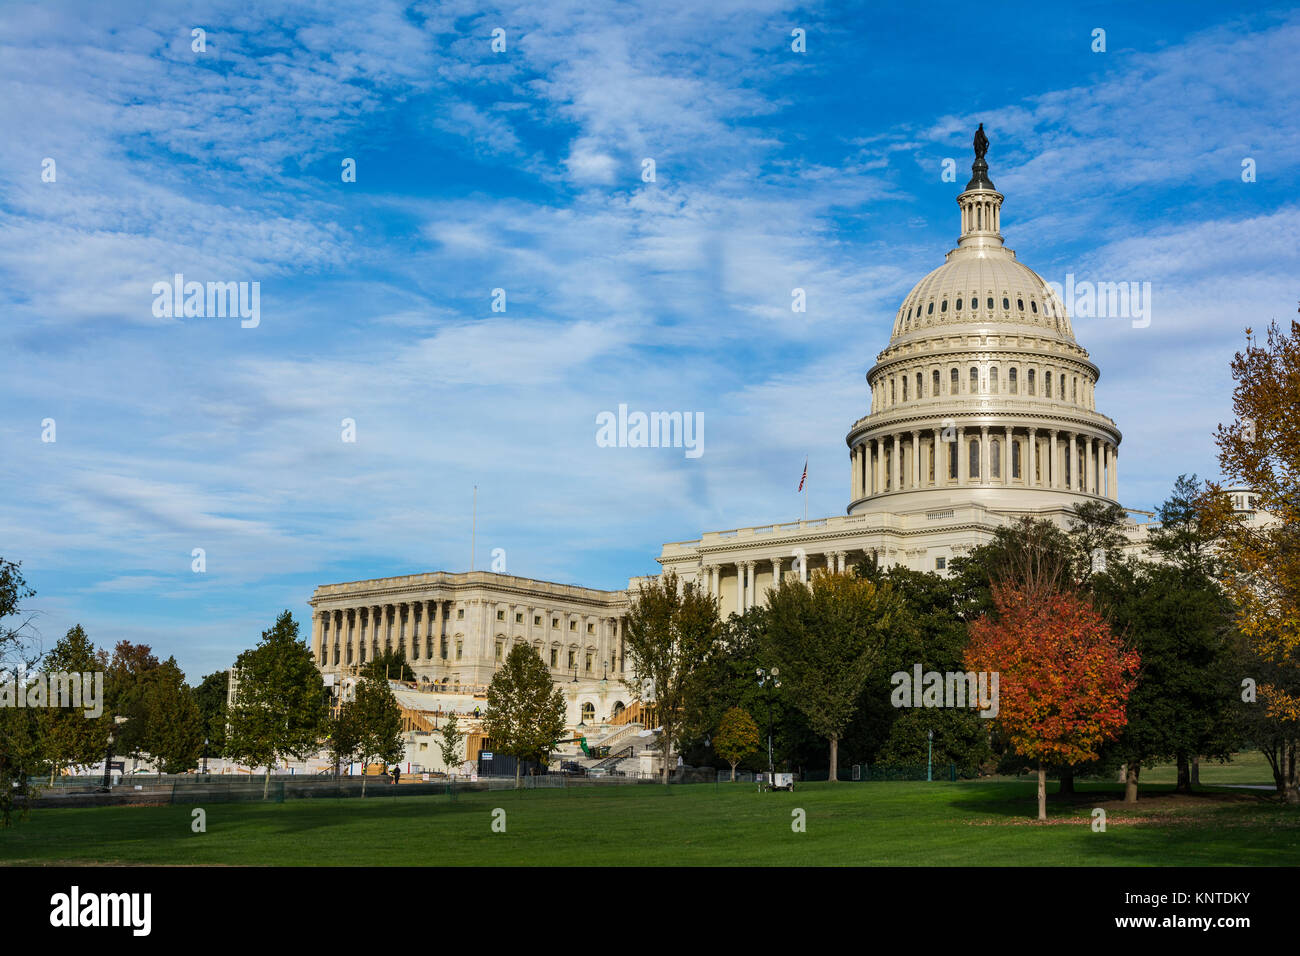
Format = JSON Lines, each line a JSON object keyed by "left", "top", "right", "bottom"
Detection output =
{"left": 800, "top": 763, "right": 960, "bottom": 782}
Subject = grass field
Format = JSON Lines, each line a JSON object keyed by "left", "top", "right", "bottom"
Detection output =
{"left": 2, "top": 772, "right": 1297, "bottom": 866}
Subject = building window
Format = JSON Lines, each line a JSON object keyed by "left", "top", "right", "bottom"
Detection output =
{"left": 587, "top": 622, "right": 594, "bottom": 634}
{"left": 927, "top": 302, "right": 934, "bottom": 315}
{"left": 569, "top": 620, "right": 577, "bottom": 631}
{"left": 552, "top": 618, "right": 559, "bottom": 629}
{"left": 990, "top": 367, "right": 999, "bottom": 394}
{"left": 585, "top": 652, "right": 593, "bottom": 673}
{"left": 956, "top": 298, "right": 963, "bottom": 311}
{"left": 550, "top": 647, "right": 558, "bottom": 667}
{"left": 1028, "top": 368, "right": 1036, "bottom": 395}
{"left": 916, "top": 371, "right": 923, "bottom": 398}
{"left": 440, "top": 637, "right": 448, "bottom": 660}
{"left": 948, "top": 442, "right": 958, "bottom": 479}
{"left": 935, "top": 557, "right": 946, "bottom": 571}
{"left": 969, "top": 367, "right": 979, "bottom": 393}
{"left": 457, "top": 608, "right": 465, "bottom": 620}
{"left": 932, "top": 369, "right": 940, "bottom": 396}
{"left": 1031, "top": 299, "right": 1038, "bottom": 313}
{"left": 567, "top": 649, "right": 576, "bottom": 669}
{"left": 987, "top": 296, "right": 994, "bottom": 310}
{"left": 902, "top": 376, "right": 908, "bottom": 401}
{"left": 495, "top": 642, "right": 503, "bottom": 661}
{"left": 581, "top": 702, "right": 595, "bottom": 723}
{"left": 891, "top": 379, "right": 896, "bottom": 403}
{"left": 1012, "top": 440, "right": 1022, "bottom": 478}
{"left": 991, "top": 440, "right": 1001, "bottom": 478}
{"left": 534, "top": 615, "right": 541, "bottom": 626}
{"left": 1002, "top": 296, "right": 1010, "bottom": 310}
{"left": 941, "top": 299, "right": 948, "bottom": 312}
{"left": 1060, "top": 376, "right": 1066, "bottom": 399}
{"left": 1017, "top": 298, "right": 1024, "bottom": 311}
{"left": 969, "top": 439, "right": 980, "bottom": 478}
{"left": 950, "top": 368, "right": 958, "bottom": 394}
{"left": 496, "top": 610, "right": 505, "bottom": 621}
{"left": 515, "top": 612, "right": 523, "bottom": 624}
{"left": 1045, "top": 371, "right": 1053, "bottom": 398}
{"left": 1009, "top": 367, "right": 1018, "bottom": 394}
{"left": 456, "top": 641, "right": 463, "bottom": 661}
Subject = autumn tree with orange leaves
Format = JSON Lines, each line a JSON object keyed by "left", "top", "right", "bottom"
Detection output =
{"left": 1207, "top": 317, "right": 1300, "bottom": 802}
{"left": 965, "top": 586, "right": 1140, "bottom": 820}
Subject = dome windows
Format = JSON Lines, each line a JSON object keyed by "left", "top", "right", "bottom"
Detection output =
{"left": 1002, "top": 297, "right": 1010, "bottom": 310}
{"left": 927, "top": 302, "right": 934, "bottom": 315}
{"left": 987, "top": 296, "right": 994, "bottom": 310}
{"left": 1017, "top": 298, "right": 1024, "bottom": 311}
{"left": 956, "top": 298, "right": 963, "bottom": 311}
{"left": 1030, "top": 300, "right": 1038, "bottom": 314}
{"left": 940, "top": 300, "right": 948, "bottom": 313}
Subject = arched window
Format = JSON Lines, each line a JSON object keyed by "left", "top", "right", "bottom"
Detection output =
{"left": 916, "top": 371, "right": 923, "bottom": 398}
{"left": 1073, "top": 377, "right": 1078, "bottom": 402}
{"left": 1045, "top": 371, "right": 1053, "bottom": 398}
{"left": 902, "top": 376, "right": 908, "bottom": 401}
{"left": 1031, "top": 299, "right": 1038, "bottom": 313}
{"left": 1028, "top": 368, "right": 1036, "bottom": 395}
{"left": 941, "top": 299, "right": 948, "bottom": 313}
{"left": 1060, "top": 375, "right": 1066, "bottom": 399}
{"left": 932, "top": 370, "right": 940, "bottom": 396}
{"left": 613, "top": 701, "right": 626, "bottom": 718}
{"left": 990, "top": 367, "right": 999, "bottom": 394}
{"left": 950, "top": 367, "right": 959, "bottom": 394}
{"left": 956, "top": 298, "right": 963, "bottom": 311}
{"left": 1009, "top": 367, "right": 1018, "bottom": 394}
{"left": 891, "top": 379, "right": 896, "bottom": 403}
{"left": 969, "top": 439, "right": 980, "bottom": 478}
{"left": 970, "top": 367, "right": 979, "bottom": 393}
{"left": 927, "top": 302, "right": 934, "bottom": 315}
{"left": 1002, "top": 296, "right": 1010, "bottom": 310}
{"left": 1012, "top": 440, "right": 1022, "bottom": 478}
{"left": 987, "top": 296, "right": 994, "bottom": 310}
{"left": 991, "top": 440, "right": 1001, "bottom": 478}
{"left": 1017, "top": 298, "right": 1024, "bottom": 311}
{"left": 948, "top": 441, "right": 958, "bottom": 479}
{"left": 581, "top": 702, "right": 595, "bottom": 723}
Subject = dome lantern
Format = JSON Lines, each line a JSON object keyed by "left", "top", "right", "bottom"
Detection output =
{"left": 956, "top": 123, "right": 1004, "bottom": 250}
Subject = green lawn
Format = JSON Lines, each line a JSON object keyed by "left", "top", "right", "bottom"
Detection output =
{"left": 2, "top": 777, "right": 1297, "bottom": 866}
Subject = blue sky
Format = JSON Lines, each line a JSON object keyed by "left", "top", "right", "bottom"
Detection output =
{"left": 1, "top": 0, "right": 1297, "bottom": 681}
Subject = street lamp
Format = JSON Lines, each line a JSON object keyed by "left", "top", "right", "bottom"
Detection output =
{"left": 927, "top": 728, "right": 934, "bottom": 783}
{"left": 202, "top": 738, "right": 210, "bottom": 775}
{"left": 756, "top": 667, "right": 781, "bottom": 783}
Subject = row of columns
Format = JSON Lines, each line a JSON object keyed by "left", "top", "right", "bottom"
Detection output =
{"left": 702, "top": 550, "right": 866, "bottom": 614}
{"left": 314, "top": 599, "right": 451, "bottom": 669}
{"left": 850, "top": 427, "right": 1118, "bottom": 499}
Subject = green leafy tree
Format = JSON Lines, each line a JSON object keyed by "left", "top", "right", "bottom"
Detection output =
{"left": 485, "top": 643, "right": 567, "bottom": 787}
{"left": 623, "top": 570, "right": 724, "bottom": 783}
{"left": 1067, "top": 500, "right": 1131, "bottom": 586}
{"left": 37, "top": 625, "right": 110, "bottom": 782}
{"left": 0, "top": 558, "right": 40, "bottom": 826}
{"left": 340, "top": 675, "right": 404, "bottom": 796}
{"left": 139, "top": 657, "right": 204, "bottom": 773}
{"left": 438, "top": 712, "right": 465, "bottom": 775}
{"left": 875, "top": 708, "right": 992, "bottom": 776}
{"left": 226, "top": 611, "right": 329, "bottom": 797}
{"left": 714, "top": 707, "right": 760, "bottom": 780}
{"left": 361, "top": 647, "right": 416, "bottom": 683}
{"left": 193, "top": 670, "right": 229, "bottom": 761}
{"left": 101, "top": 641, "right": 161, "bottom": 762}
{"left": 765, "top": 571, "right": 899, "bottom": 782}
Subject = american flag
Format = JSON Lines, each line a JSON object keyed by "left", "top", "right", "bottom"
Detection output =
{"left": 798, "top": 458, "right": 807, "bottom": 492}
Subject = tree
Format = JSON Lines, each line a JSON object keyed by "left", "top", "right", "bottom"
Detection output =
{"left": 438, "top": 712, "right": 465, "bottom": 776}
{"left": 965, "top": 585, "right": 1140, "bottom": 820}
{"left": 624, "top": 570, "right": 724, "bottom": 784}
{"left": 341, "top": 675, "right": 404, "bottom": 796}
{"left": 484, "top": 643, "right": 566, "bottom": 787}
{"left": 139, "top": 657, "right": 204, "bottom": 774}
{"left": 37, "top": 625, "right": 110, "bottom": 782}
{"left": 361, "top": 647, "right": 416, "bottom": 683}
{"left": 0, "top": 558, "right": 40, "bottom": 827}
{"left": 1208, "top": 318, "right": 1300, "bottom": 802}
{"left": 101, "top": 641, "right": 161, "bottom": 761}
{"left": 226, "top": 611, "right": 329, "bottom": 797}
{"left": 193, "top": 670, "right": 229, "bottom": 761}
{"left": 1067, "top": 500, "right": 1131, "bottom": 586}
{"left": 765, "top": 571, "right": 899, "bottom": 782}
{"left": 714, "top": 707, "right": 760, "bottom": 780}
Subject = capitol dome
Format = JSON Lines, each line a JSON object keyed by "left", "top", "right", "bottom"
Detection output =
{"left": 846, "top": 126, "right": 1121, "bottom": 518}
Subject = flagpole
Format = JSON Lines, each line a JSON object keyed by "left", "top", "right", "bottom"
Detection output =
{"left": 471, "top": 485, "right": 477, "bottom": 572}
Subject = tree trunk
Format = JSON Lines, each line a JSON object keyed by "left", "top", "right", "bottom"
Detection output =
{"left": 1191, "top": 755, "right": 1200, "bottom": 786}
{"left": 661, "top": 728, "right": 671, "bottom": 785}
{"left": 828, "top": 735, "right": 838, "bottom": 783}
{"left": 1176, "top": 753, "right": 1191, "bottom": 793}
{"left": 1037, "top": 760, "right": 1046, "bottom": 821}
{"left": 1059, "top": 765, "right": 1075, "bottom": 795}
{"left": 361, "top": 767, "right": 368, "bottom": 798}
{"left": 515, "top": 759, "right": 522, "bottom": 789}
{"left": 730, "top": 761, "right": 737, "bottom": 782}
{"left": 263, "top": 765, "right": 272, "bottom": 799}
{"left": 1286, "top": 742, "right": 1300, "bottom": 805}
{"left": 1124, "top": 760, "right": 1140, "bottom": 804}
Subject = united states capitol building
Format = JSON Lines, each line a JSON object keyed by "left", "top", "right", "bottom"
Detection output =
{"left": 305, "top": 133, "right": 1262, "bottom": 773}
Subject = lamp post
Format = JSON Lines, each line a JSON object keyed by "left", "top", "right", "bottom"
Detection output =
{"left": 756, "top": 667, "right": 781, "bottom": 783}
{"left": 202, "top": 737, "right": 209, "bottom": 775}
{"left": 927, "top": 728, "right": 933, "bottom": 783}
{"left": 101, "top": 728, "right": 115, "bottom": 790}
